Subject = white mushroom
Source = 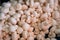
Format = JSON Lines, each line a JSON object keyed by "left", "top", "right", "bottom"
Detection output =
{"left": 9, "top": 25, "right": 18, "bottom": 32}
{"left": 22, "top": 22, "right": 30, "bottom": 31}
{"left": 1, "top": 7, "right": 9, "bottom": 14}
{"left": 45, "top": 38, "right": 50, "bottom": 40}
{"left": 28, "top": 32, "right": 34, "bottom": 37}
{"left": 39, "top": 0, "right": 46, "bottom": 4}
{"left": 24, "top": 10, "right": 30, "bottom": 16}
{"left": 15, "top": 3, "right": 22, "bottom": 10}
{"left": 13, "top": 13, "right": 21, "bottom": 19}
{"left": 0, "top": 13, "right": 6, "bottom": 20}
{"left": 22, "top": 5, "right": 28, "bottom": 10}
{"left": 26, "top": 0, "right": 30, "bottom": 6}
{"left": 0, "top": 23, "right": 3, "bottom": 31}
{"left": 41, "top": 13, "right": 48, "bottom": 20}
{"left": 26, "top": 16, "right": 31, "bottom": 23}
{"left": 9, "top": 6, "right": 15, "bottom": 15}
{"left": 53, "top": 11, "right": 60, "bottom": 19}
{"left": 22, "top": 31, "right": 28, "bottom": 39}
{"left": 17, "top": 27, "right": 23, "bottom": 34}
{"left": 27, "top": 36, "right": 34, "bottom": 40}
{"left": 51, "top": 38, "right": 57, "bottom": 40}
{"left": 3, "top": 2, "right": 11, "bottom": 8}
{"left": 37, "top": 34, "right": 43, "bottom": 40}
{"left": 20, "top": 37, "right": 25, "bottom": 40}
{"left": 30, "top": 0, "right": 34, "bottom": 7}
{"left": 9, "top": 17, "right": 17, "bottom": 24}
{"left": 55, "top": 29, "right": 60, "bottom": 34}
{"left": 52, "top": 19, "right": 57, "bottom": 26}
{"left": 12, "top": 31, "right": 19, "bottom": 40}
{"left": 33, "top": 2, "right": 40, "bottom": 8}
{"left": 49, "top": 0, "right": 55, "bottom": 8}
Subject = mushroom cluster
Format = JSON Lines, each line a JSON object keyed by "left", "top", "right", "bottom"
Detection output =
{"left": 0, "top": 0, "right": 60, "bottom": 40}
